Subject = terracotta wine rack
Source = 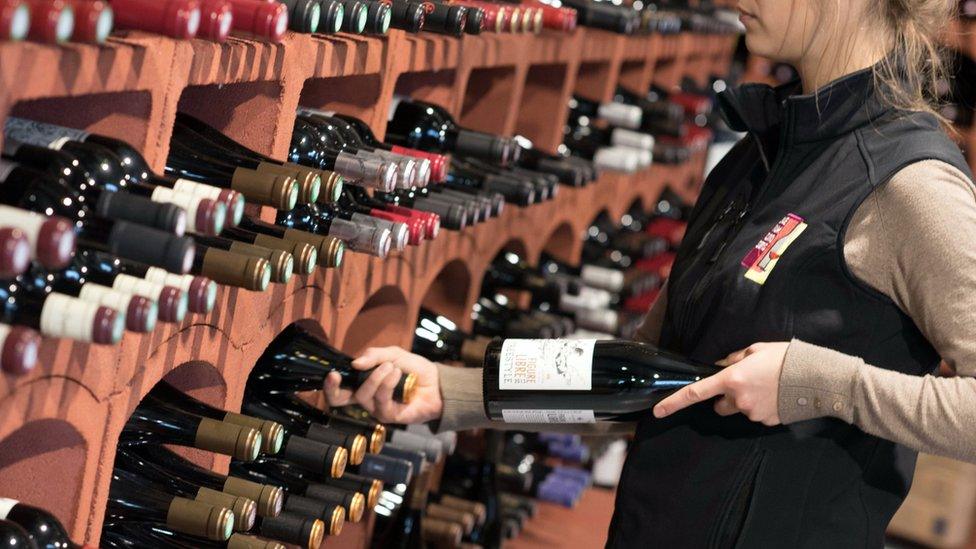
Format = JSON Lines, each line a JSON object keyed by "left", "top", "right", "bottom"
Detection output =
{"left": 0, "top": 25, "right": 737, "bottom": 547}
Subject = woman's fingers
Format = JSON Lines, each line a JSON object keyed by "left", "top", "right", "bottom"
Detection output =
{"left": 352, "top": 346, "right": 405, "bottom": 370}
{"left": 353, "top": 362, "right": 394, "bottom": 413}
{"left": 374, "top": 368, "right": 404, "bottom": 422}
{"left": 714, "top": 396, "right": 738, "bottom": 416}
{"left": 653, "top": 373, "right": 728, "bottom": 418}
{"left": 323, "top": 371, "right": 353, "bottom": 406}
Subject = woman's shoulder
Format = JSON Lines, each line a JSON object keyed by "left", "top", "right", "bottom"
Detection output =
{"left": 876, "top": 159, "right": 976, "bottom": 220}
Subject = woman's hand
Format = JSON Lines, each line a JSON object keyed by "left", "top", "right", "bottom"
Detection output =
{"left": 652, "top": 342, "right": 789, "bottom": 426}
{"left": 323, "top": 346, "right": 444, "bottom": 424}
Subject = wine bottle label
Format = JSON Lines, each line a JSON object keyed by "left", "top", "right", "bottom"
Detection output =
{"left": 144, "top": 267, "right": 194, "bottom": 292}
{"left": 112, "top": 274, "right": 166, "bottom": 299}
{"left": 0, "top": 497, "right": 17, "bottom": 518}
{"left": 4, "top": 117, "right": 88, "bottom": 150}
{"left": 39, "top": 293, "right": 98, "bottom": 341}
{"left": 500, "top": 409, "right": 596, "bottom": 424}
{"left": 498, "top": 339, "right": 594, "bottom": 390}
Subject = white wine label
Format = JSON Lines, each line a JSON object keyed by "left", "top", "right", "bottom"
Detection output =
{"left": 498, "top": 339, "right": 595, "bottom": 391}
{"left": 144, "top": 267, "right": 193, "bottom": 291}
{"left": 0, "top": 497, "right": 18, "bottom": 518}
{"left": 4, "top": 117, "right": 88, "bottom": 149}
{"left": 501, "top": 409, "right": 596, "bottom": 424}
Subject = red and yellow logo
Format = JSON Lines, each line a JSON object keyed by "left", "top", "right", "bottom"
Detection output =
{"left": 740, "top": 213, "right": 807, "bottom": 285}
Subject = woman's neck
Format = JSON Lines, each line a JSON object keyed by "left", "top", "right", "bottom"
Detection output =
{"left": 795, "top": 22, "right": 890, "bottom": 94}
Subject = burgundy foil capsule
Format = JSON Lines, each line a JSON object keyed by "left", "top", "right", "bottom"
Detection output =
{"left": 156, "top": 285, "right": 188, "bottom": 323}
{"left": 227, "top": 0, "right": 287, "bottom": 42}
{"left": 110, "top": 0, "right": 201, "bottom": 38}
{"left": 0, "top": 0, "right": 30, "bottom": 41}
{"left": 197, "top": 0, "right": 232, "bottom": 41}
{"left": 125, "top": 295, "right": 158, "bottom": 333}
{"left": 26, "top": 0, "right": 74, "bottom": 43}
{"left": 187, "top": 276, "right": 217, "bottom": 314}
{"left": 92, "top": 305, "right": 124, "bottom": 345}
{"left": 0, "top": 324, "right": 40, "bottom": 376}
{"left": 67, "top": 0, "right": 114, "bottom": 43}
{"left": 0, "top": 227, "right": 30, "bottom": 278}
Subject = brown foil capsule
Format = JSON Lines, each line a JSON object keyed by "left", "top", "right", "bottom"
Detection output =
{"left": 226, "top": 533, "right": 287, "bottom": 549}
{"left": 426, "top": 502, "right": 475, "bottom": 534}
{"left": 439, "top": 495, "right": 487, "bottom": 526}
{"left": 314, "top": 169, "right": 344, "bottom": 204}
{"left": 228, "top": 241, "right": 294, "bottom": 283}
{"left": 195, "top": 487, "right": 257, "bottom": 532}
{"left": 231, "top": 168, "right": 299, "bottom": 210}
{"left": 223, "top": 412, "right": 285, "bottom": 455}
{"left": 194, "top": 418, "right": 262, "bottom": 460}
{"left": 166, "top": 496, "right": 235, "bottom": 541}
{"left": 282, "top": 229, "right": 344, "bottom": 268}
{"left": 251, "top": 234, "right": 318, "bottom": 275}
{"left": 422, "top": 517, "right": 464, "bottom": 547}
{"left": 255, "top": 162, "right": 321, "bottom": 204}
{"left": 223, "top": 477, "right": 284, "bottom": 518}
{"left": 201, "top": 248, "right": 272, "bottom": 291}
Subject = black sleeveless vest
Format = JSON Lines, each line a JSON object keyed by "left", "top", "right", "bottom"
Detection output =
{"left": 606, "top": 69, "right": 973, "bottom": 548}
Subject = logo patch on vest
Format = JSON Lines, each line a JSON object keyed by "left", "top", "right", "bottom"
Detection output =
{"left": 741, "top": 213, "right": 808, "bottom": 285}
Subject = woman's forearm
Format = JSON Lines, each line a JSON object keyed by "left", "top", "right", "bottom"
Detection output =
{"left": 779, "top": 339, "right": 976, "bottom": 462}
{"left": 434, "top": 363, "right": 636, "bottom": 436}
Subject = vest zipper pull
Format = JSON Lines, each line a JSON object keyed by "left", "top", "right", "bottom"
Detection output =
{"left": 708, "top": 204, "right": 750, "bottom": 264}
{"left": 696, "top": 202, "right": 736, "bottom": 251}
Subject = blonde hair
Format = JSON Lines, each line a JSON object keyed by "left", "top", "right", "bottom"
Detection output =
{"left": 867, "top": 0, "right": 955, "bottom": 121}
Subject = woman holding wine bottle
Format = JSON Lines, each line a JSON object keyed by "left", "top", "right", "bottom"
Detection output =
{"left": 327, "top": 1, "right": 976, "bottom": 547}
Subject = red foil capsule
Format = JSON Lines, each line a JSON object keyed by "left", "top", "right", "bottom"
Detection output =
{"left": 197, "top": 0, "right": 232, "bottom": 41}
{"left": 227, "top": 0, "right": 287, "bottom": 42}
{"left": 537, "top": 4, "right": 574, "bottom": 32}
{"left": 26, "top": 0, "right": 74, "bottom": 43}
{"left": 110, "top": 0, "right": 201, "bottom": 38}
{"left": 0, "top": 0, "right": 30, "bottom": 41}
{"left": 67, "top": 0, "right": 114, "bottom": 43}
{"left": 388, "top": 146, "right": 449, "bottom": 183}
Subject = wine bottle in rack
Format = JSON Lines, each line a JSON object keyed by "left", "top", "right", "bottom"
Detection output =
{"left": 373, "top": 189, "right": 468, "bottom": 231}
{"left": 317, "top": 0, "right": 345, "bottom": 34}
{"left": 119, "top": 393, "right": 264, "bottom": 460}
{"left": 123, "top": 444, "right": 285, "bottom": 518}
{"left": 0, "top": 322, "right": 41, "bottom": 376}
{"left": 106, "top": 468, "right": 236, "bottom": 542}
{"left": 231, "top": 458, "right": 361, "bottom": 524}
{"left": 26, "top": 0, "right": 74, "bottom": 43}
{"left": 227, "top": 0, "right": 289, "bottom": 42}
{"left": 0, "top": 275, "right": 124, "bottom": 344}
{"left": 188, "top": 242, "right": 274, "bottom": 292}
{"left": 0, "top": 519, "right": 32, "bottom": 549}
{"left": 101, "top": 521, "right": 287, "bottom": 549}
{"left": 109, "top": 0, "right": 202, "bottom": 38}
{"left": 113, "top": 449, "right": 259, "bottom": 532}
{"left": 0, "top": 498, "right": 85, "bottom": 548}
{"left": 278, "top": 0, "right": 320, "bottom": 32}
{"left": 339, "top": 187, "right": 428, "bottom": 246}
{"left": 289, "top": 118, "right": 399, "bottom": 192}
{"left": 247, "top": 323, "right": 418, "bottom": 402}
{"left": 237, "top": 216, "right": 345, "bottom": 269}
{"left": 253, "top": 512, "right": 326, "bottom": 549}
{"left": 0, "top": 0, "right": 29, "bottom": 42}
{"left": 221, "top": 226, "right": 319, "bottom": 276}
{"left": 66, "top": 0, "right": 113, "bottom": 43}
{"left": 483, "top": 339, "right": 719, "bottom": 422}
{"left": 386, "top": 0, "right": 424, "bottom": 33}
{"left": 275, "top": 203, "right": 393, "bottom": 259}
{"left": 191, "top": 234, "right": 295, "bottom": 284}
{"left": 412, "top": 307, "right": 493, "bottom": 366}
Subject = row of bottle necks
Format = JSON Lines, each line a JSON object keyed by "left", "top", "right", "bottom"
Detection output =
{"left": 1, "top": 178, "right": 689, "bottom": 548}
{"left": 0, "top": 73, "right": 719, "bottom": 375}
{"left": 0, "top": 0, "right": 742, "bottom": 46}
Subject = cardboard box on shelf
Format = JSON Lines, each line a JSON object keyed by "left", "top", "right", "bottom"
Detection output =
{"left": 888, "top": 454, "right": 976, "bottom": 549}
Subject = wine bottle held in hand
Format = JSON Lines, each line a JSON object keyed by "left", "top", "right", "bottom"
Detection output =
{"left": 483, "top": 339, "right": 718, "bottom": 423}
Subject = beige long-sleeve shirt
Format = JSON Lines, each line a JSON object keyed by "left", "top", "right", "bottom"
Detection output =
{"left": 436, "top": 159, "right": 976, "bottom": 462}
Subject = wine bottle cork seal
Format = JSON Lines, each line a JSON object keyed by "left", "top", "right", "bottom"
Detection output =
{"left": 194, "top": 487, "right": 257, "bottom": 532}
{"left": 348, "top": 433, "right": 367, "bottom": 465}
{"left": 423, "top": 517, "right": 464, "bottom": 546}
{"left": 251, "top": 234, "right": 318, "bottom": 275}
{"left": 223, "top": 412, "right": 285, "bottom": 455}
{"left": 440, "top": 495, "right": 487, "bottom": 525}
{"left": 166, "top": 496, "right": 235, "bottom": 541}
{"left": 326, "top": 504, "right": 345, "bottom": 536}
{"left": 316, "top": 169, "right": 344, "bottom": 204}
{"left": 365, "top": 479, "right": 382, "bottom": 509}
{"left": 282, "top": 230, "right": 343, "bottom": 268}
{"left": 194, "top": 418, "right": 262, "bottom": 460}
{"left": 222, "top": 477, "right": 284, "bottom": 518}
{"left": 0, "top": 324, "right": 40, "bottom": 376}
{"left": 201, "top": 248, "right": 272, "bottom": 291}
{"left": 426, "top": 503, "right": 475, "bottom": 534}
{"left": 332, "top": 445, "right": 349, "bottom": 478}
{"left": 227, "top": 533, "right": 287, "bottom": 549}
{"left": 231, "top": 168, "right": 298, "bottom": 210}
{"left": 347, "top": 492, "right": 365, "bottom": 523}
{"left": 228, "top": 241, "right": 294, "bottom": 284}
{"left": 257, "top": 163, "right": 322, "bottom": 205}
{"left": 365, "top": 423, "right": 386, "bottom": 454}
{"left": 309, "top": 518, "right": 326, "bottom": 549}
